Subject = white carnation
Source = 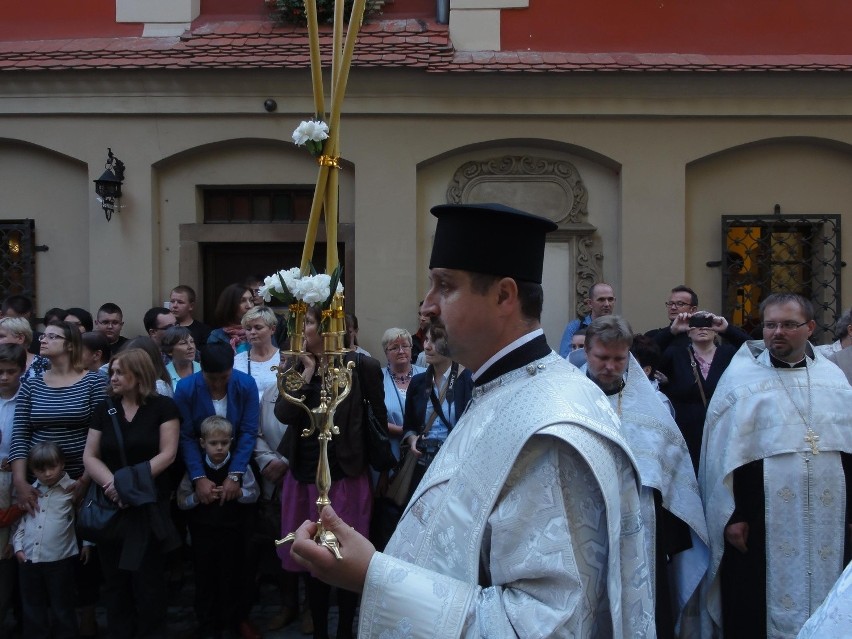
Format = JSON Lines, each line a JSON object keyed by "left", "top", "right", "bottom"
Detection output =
{"left": 292, "top": 120, "right": 329, "bottom": 146}
{"left": 301, "top": 274, "right": 331, "bottom": 305}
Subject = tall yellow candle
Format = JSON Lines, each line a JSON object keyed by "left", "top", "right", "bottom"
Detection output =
{"left": 305, "top": 0, "right": 325, "bottom": 118}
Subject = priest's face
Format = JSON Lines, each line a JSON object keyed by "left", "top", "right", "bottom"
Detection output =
{"left": 585, "top": 338, "right": 629, "bottom": 393}
{"left": 421, "top": 268, "right": 501, "bottom": 372}
{"left": 762, "top": 301, "right": 815, "bottom": 363}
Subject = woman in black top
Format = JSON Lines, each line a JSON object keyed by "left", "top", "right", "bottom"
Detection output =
{"left": 84, "top": 348, "right": 180, "bottom": 638}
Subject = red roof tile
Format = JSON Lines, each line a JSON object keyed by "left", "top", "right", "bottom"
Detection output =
{"left": 2, "top": 18, "right": 852, "bottom": 73}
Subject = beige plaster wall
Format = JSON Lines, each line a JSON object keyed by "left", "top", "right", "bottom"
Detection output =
{"left": 686, "top": 137, "right": 852, "bottom": 318}
{"left": 416, "top": 142, "right": 621, "bottom": 350}
{"left": 3, "top": 71, "right": 852, "bottom": 350}
{"left": 0, "top": 140, "right": 89, "bottom": 315}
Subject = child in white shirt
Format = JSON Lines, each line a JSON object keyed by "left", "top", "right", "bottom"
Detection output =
{"left": 13, "top": 442, "right": 89, "bottom": 639}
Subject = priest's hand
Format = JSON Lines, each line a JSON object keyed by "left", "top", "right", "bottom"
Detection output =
{"left": 725, "top": 521, "right": 749, "bottom": 553}
{"left": 290, "top": 505, "right": 375, "bottom": 593}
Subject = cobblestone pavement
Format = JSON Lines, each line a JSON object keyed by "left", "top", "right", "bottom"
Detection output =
{"left": 163, "top": 580, "right": 341, "bottom": 638}
{"left": 2, "top": 578, "right": 343, "bottom": 639}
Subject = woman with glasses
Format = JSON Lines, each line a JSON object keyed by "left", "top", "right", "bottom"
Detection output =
{"left": 8, "top": 321, "right": 108, "bottom": 637}
{"left": 380, "top": 328, "right": 426, "bottom": 462}
{"left": 10, "top": 322, "right": 108, "bottom": 508}
{"left": 658, "top": 310, "right": 750, "bottom": 471}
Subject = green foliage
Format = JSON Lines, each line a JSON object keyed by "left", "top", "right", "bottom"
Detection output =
{"left": 268, "top": 0, "right": 386, "bottom": 26}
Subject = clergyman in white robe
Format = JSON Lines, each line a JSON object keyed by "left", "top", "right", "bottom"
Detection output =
{"left": 699, "top": 340, "right": 852, "bottom": 638}
{"left": 358, "top": 341, "right": 657, "bottom": 638}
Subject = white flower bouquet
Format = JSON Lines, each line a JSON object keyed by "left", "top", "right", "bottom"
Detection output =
{"left": 259, "top": 264, "right": 343, "bottom": 337}
{"left": 292, "top": 119, "right": 329, "bottom": 157}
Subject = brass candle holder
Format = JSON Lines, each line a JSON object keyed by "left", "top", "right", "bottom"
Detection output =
{"left": 274, "top": 295, "right": 353, "bottom": 558}
{"left": 272, "top": 0, "right": 367, "bottom": 560}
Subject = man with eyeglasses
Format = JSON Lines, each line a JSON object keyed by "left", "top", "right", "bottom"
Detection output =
{"left": 143, "top": 307, "right": 178, "bottom": 347}
{"left": 699, "top": 292, "right": 852, "bottom": 639}
{"left": 646, "top": 285, "right": 698, "bottom": 338}
{"left": 94, "top": 302, "right": 127, "bottom": 349}
{"left": 647, "top": 285, "right": 749, "bottom": 354}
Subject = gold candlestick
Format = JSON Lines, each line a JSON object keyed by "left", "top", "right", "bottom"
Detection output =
{"left": 275, "top": 344, "right": 354, "bottom": 557}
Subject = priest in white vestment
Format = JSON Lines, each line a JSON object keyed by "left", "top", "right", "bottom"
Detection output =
{"left": 699, "top": 292, "right": 852, "bottom": 639}
{"left": 582, "top": 315, "right": 709, "bottom": 639}
{"left": 289, "top": 203, "right": 656, "bottom": 638}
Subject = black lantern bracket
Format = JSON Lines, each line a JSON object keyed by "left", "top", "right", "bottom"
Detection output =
{"left": 93, "top": 148, "right": 125, "bottom": 222}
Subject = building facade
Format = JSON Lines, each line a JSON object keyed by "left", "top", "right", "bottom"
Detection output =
{"left": 2, "top": 0, "right": 851, "bottom": 353}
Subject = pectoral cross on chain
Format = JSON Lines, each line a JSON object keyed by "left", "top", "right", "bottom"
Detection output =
{"left": 804, "top": 428, "right": 820, "bottom": 455}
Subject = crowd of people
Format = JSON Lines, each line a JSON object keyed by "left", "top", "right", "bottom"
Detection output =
{"left": 0, "top": 203, "right": 850, "bottom": 639}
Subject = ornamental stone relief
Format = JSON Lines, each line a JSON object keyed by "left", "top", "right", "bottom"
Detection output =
{"left": 446, "top": 154, "right": 604, "bottom": 319}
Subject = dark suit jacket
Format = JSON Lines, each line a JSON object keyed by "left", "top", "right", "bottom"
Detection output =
{"left": 275, "top": 351, "right": 387, "bottom": 481}
{"left": 174, "top": 369, "right": 259, "bottom": 480}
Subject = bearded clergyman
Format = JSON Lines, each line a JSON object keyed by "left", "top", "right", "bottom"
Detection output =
{"left": 700, "top": 292, "right": 852, "bottom": 639}
{"left": 582, "top": 315, "right": 710, "bottom": 639}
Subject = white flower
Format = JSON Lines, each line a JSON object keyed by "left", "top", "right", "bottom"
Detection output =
{"left": 258, "top": 274, "right": 280, "bottom": 302}
{"left": 336, "top": 281, "right": 344, "bottom": 295}
{"left": 277, "top": 267, "right": 300, "bottom": 296}
{"left": 301, "top": 273, "right": 331, "bottom": 305}
{"left": 292, "top": 120, "right": 329, "bottom": 146}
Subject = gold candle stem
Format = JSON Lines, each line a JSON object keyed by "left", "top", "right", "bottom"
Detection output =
{"left": 274, "top": 346, "right": 354, "bottom": 560}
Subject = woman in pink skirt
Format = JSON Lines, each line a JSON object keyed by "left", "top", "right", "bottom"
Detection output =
{"left": 275, "top": 304, "right": 386, "bottom": 639}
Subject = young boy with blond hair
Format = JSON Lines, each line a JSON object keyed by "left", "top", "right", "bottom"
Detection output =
{"left": 177, "top": 415, "right": 259, "bottom": 639}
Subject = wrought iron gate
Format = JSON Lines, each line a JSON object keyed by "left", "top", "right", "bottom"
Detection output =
{"left": 0, "top": 220, "right": 37, "bottom": 303}
{"left": 721, "top": 213, "right": 841, "bottom": 343}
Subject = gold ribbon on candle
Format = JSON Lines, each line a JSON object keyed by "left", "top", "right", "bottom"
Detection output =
{"left": 317, "top": 155, "right": 341, "bottom": 168}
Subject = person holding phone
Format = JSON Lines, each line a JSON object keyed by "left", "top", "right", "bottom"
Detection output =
{"left": 658, "top": 310, "right": 750, "bottom": 470}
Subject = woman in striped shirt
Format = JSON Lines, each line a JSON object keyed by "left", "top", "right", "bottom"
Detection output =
{"left": 10, "top": 321, "right": 107, "bottom": 510}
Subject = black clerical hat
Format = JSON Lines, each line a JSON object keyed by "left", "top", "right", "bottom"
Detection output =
{"left": 429, "top": 203, "right": 557, "bottom": 283}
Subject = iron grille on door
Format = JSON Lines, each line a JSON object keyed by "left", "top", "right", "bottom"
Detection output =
{"left": 721, "top": 214, "right": 841, "bottom": 343}
{"left": 0, "top": 220, "right": 36, "bottom": 303}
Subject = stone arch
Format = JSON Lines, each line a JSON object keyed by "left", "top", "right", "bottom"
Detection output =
{"left": 685, "top": 136, "right": 852, "bottom": 319}
{"left": 154, "top": 138, "right": 355, "bottom": 314}
{"left": 416, "top": 139, "right": 621, "bottom": 349}
{"left": 0, "top": 138, "right": 90, "bottom": 312}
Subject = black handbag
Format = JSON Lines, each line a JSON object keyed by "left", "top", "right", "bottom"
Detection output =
{"left": 355, "top": 354, "right": 398, "bottom": 472}
{"left": 77, "top": 398, "right": 127, "bottom": 543}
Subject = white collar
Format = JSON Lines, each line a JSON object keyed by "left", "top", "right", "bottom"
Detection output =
{"left": 472, "top": 328, "right": 544, "bottom": 383}
{"left": 205, "top": 452, "right": 232, "bottom": 470}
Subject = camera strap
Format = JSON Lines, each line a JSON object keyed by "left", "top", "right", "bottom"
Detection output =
{"left": 688, "top": 346, "right": 708, "bottom": 408}
{"left": 424, "top": 362, "right": 456, "bottom": 437}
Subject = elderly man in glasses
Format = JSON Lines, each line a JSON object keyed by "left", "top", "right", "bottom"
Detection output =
{"left": 700, "top": 292, "right": 852, "bottom": 639}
